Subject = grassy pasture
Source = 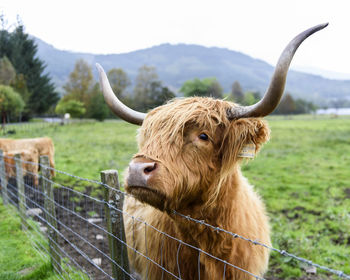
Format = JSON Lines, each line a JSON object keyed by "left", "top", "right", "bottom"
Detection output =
{"left": 0, "top": 200, "right": 55, "bottom": 280}
{"left": 0, "top": 199, "right": 87, "bottom": 280}
{"left": 1, "top": 115, "right": 350, "bottom": 279}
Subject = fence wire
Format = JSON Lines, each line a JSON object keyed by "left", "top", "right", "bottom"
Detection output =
{"left": 1, "top": 119, "right": 96, "bottom": 136}
{"left": 0, "top": 153, "right": 349, "bottom": 280}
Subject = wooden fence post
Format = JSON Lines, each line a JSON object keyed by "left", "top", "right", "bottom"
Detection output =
{"left": 15, "top": 154, "right": 26, "bottom": 229}
{"left": 40, "top": 155, "right": 61, "bottom": 274}
{"left": 0, "top": 150, "right": 8, "bottom": 205}
{"left": 101, "top": 170, "right": 130, "bottom": 280}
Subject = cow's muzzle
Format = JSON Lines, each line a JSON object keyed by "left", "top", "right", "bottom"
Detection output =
{"left": 127, "top": 160, "right": 157, "bottom": 188}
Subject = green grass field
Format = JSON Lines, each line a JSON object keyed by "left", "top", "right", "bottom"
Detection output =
{"left": 0, "top": 199, "right": 55, "bottom": 280}
{"left": 1, "top": 115, "right": 349, "bottom": 279}
{"left": 0, "top": 198, "right": 89, "bottom": 280}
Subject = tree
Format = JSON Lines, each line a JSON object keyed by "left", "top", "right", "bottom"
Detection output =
{"left": 0, "top": 16, "right": 11, "bottom": 61}
{"left": 0, "top": 24, "right": 58, "bottom": 117}
{"left": 0, "top": 85, "right": 25, "bottom": 129}
{"left": 208, "top": 79, "right": 223, "bottom": 99}
{"left": 133, "top": 65, "right": 158, "bottom": 110}
{"left": 241, "top": 91, "right": 261, "bottom": 106}
{"left": 295, "top": 98, "right": 316, "bottom": 114}
{"left": 132, "top": 66, "right": 175, "bottom": 111}
{"left": 148, "top": 81, "right": 175, "bottom": 108}
{"left": 230, "top": 81, "right": 244, "bottom": 103}
{"left": 180, "top": 78, "right": 223, "bottom": 98}
{"left": 133, "top": 80, "right": 175, "bottom": 111}
{"left": 85, "top": 83, "right": 109, "bottom": 121}
{"left": 107, "top": 68, "right": 131, "bottom": 99}
{"left": 269, "top": 93, "right": 317, "bottom": 115}
{"left": 0, "top": 56, "right": 16, "bottom": 85}
{"left": 0, "top": 56, "right": 30, "bottom": 103}
{"left": 133, "top": 65, "right": 159, "bottom": 111}
{"left": 180, "top": 78, "right": 208, "bottom": 97}
{"left": 63, "top": 59, "right": 94, "bottom": 105}
{"left": 274, "top": 93, "right": 296, "bottom": 115}
{"left": 330, "top": 98, "right": 350, "bottom": 109}
{"left": 155, "top": 84, "right": 176, "bottom": 106}
{"left": 55, "top": 99, "right": 86, "bottom": 118}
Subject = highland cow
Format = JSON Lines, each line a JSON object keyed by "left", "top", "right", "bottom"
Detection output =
{"left": 97, "top": 24, "right": 327, "bottom": 279}
{"left": 3, "top": 148, "right": 40, "bottom": 185}
{"left": 0, "top": 137, "right": 55, "bottom": 176}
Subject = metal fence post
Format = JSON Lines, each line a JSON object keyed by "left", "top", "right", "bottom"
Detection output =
{"left": 15, "top": 154, "right": 26, "bottom": 229}
{"left": 101, "top": 170, "right": 130, "bottom": 280}
{"left": 40, "top": 155, "right": 61, "bottom": 274}
{"left": 0, "top": 150, "right": 8, "bottom": 205}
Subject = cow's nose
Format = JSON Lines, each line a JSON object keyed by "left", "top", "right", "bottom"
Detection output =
{"left": 142, "top": 162, "right": 157, "bottom": 174}
{"left": 127, "top": 161, "right": 157, "bottom": 187}
{"left": 130, "top": 162, "right": 157, "bottom": 175}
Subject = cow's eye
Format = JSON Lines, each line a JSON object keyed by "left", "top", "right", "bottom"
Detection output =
{"left": 199, "top": 133, "right": 209, "bottom": 141}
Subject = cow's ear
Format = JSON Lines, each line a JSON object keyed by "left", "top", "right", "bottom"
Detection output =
{"left": 244, "top": 118, "right": 270, "bottom": 153}
{"left": 220, "top": 118, "right": 270, "bottom": 168}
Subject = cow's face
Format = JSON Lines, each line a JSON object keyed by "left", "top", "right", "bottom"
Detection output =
{"left": 125, "top": 97, "right": 270, "bottom": 211}
{"left": 98, "top": 24, "right": 326, "bottom": 211}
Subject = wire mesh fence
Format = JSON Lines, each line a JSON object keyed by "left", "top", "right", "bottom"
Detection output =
{"left": 0, "top": 150, "right": 349, "bottom": 280}
{"left": 1, "top": 119, "right": 96, "bottom": 136}
{"left": 1, "top": 120, "right": 59, "bottom": 135}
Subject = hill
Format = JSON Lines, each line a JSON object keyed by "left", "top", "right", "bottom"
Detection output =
{"left": 34, "top": 37, "right": 350, "bottom": 106}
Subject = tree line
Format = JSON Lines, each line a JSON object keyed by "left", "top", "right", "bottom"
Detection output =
{"left": 55, "top": 60, "right": 177, "bottom": 120}
{"left": 58, "top": 61, "right": 317, "bottom": 120}
{"left": 0, "top": 18, "right": 317, "bottom": 126}
{"left": 0, "top": 16, "right": 58, "bottom": 127}
{"left": 230, "top": 81, "right": 317, "bottom": 115}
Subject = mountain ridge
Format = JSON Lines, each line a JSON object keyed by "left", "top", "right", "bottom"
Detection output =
{"left": 33, "top": 37, "right": 350, "bottom": 106}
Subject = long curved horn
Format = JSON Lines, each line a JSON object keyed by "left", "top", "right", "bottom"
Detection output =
{"left": 96, "top": 63, "right": 146, "bottom": 125}
{"left": 227, "top": 23, "right": 328, "bottom": 119}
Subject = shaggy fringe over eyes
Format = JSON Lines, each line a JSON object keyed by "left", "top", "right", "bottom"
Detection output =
{"left": 206, "top": 118, "right": 270, "bottom": 208}
{"left": 137, "top": 97, "right": 270, "bottom": 208}
{"left": 140, "top": 97, "right": 230, "bottom": 145}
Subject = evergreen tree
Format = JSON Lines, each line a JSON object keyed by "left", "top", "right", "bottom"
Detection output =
{"left": 0, "top": 24, "right": 58, "bottom": 118}
{"left": 0, "top": 16, "right": 11, "bottom": 59}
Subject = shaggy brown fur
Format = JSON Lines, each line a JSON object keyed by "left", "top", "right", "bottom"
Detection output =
{"left": 123, "top": 97, "right": 271, "bottom": 279}
{"left": 4, "top": 148, "right": 39, "bottom": 185}
{"left": 0, "top": 137, "right": 55, "bottom": 176}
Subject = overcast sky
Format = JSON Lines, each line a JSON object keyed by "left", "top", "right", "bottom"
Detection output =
{"left": 1, "top": 0, "right": 350, "bottom": 77}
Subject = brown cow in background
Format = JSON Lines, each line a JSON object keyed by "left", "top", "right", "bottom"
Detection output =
{"left": 0, "top": 137, "right": 55, "bottom": 176}
{"left": 3, "top": 148, "right": 40, "bottom": 185}
{"left": 98, "top": 24, "right": 327, "bottom": 279}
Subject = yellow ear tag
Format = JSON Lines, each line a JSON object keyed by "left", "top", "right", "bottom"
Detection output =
{"left": 238, "top": 143, "right": 256, "bottom": 158}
